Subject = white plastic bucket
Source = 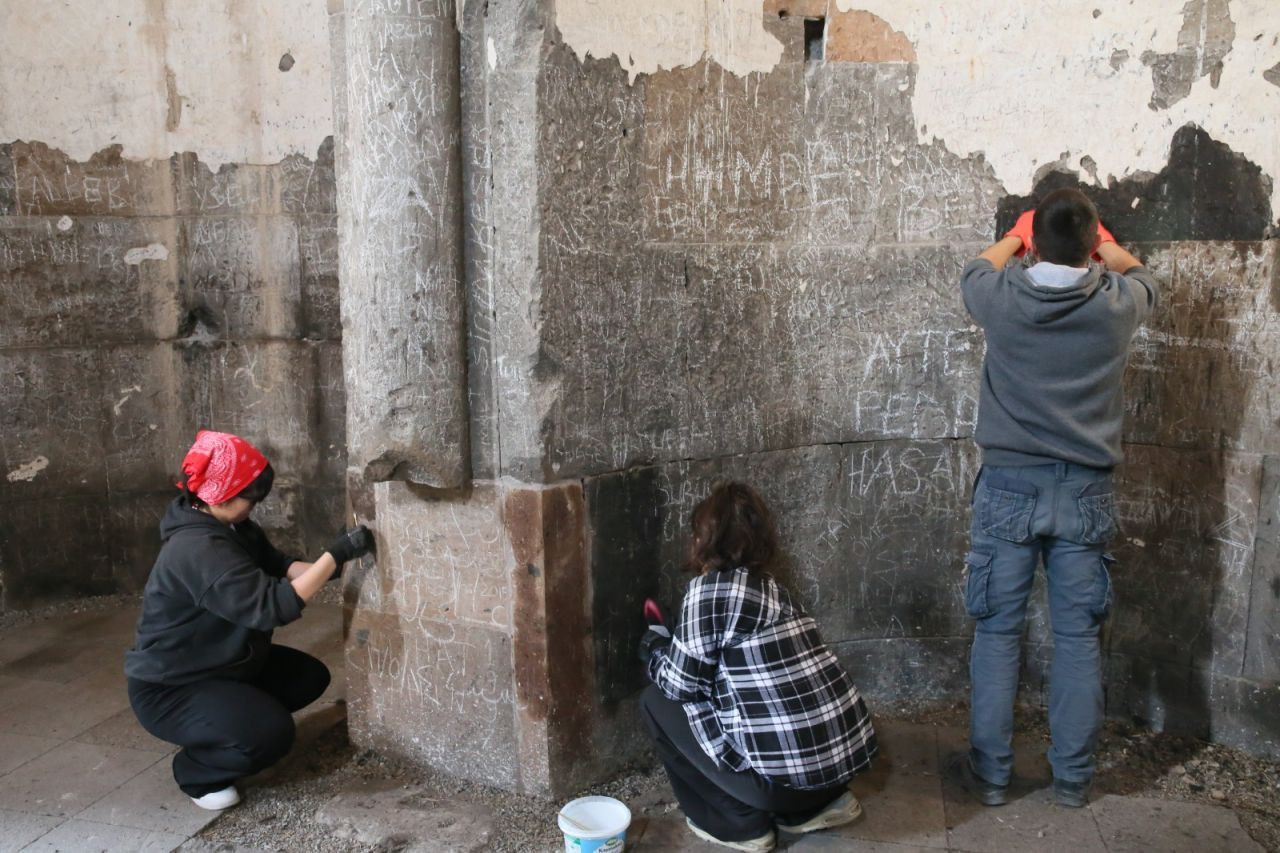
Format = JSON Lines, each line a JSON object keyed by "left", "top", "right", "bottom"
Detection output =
{"left": 557, "top": 795, "right": 631, "bottom": 853}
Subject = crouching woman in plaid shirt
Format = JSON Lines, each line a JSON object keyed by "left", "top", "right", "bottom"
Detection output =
{"left": 639, "top": 482, "right": 878, "bottom": 852}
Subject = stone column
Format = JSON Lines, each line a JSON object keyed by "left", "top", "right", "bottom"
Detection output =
{"left": 333, "top": 0, "right": 468, "bottom": 489}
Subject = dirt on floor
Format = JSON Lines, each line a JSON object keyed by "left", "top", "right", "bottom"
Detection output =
{"left": 197, "top": 720, "right": 665, "bottom": 852}
{"left": 0, "top": 593, "right": 144, "bottom": 633}
{"left": 199, "top": 703, "right": 1280, "bottom": 852}
{"left": 911, "top": 703, "right": 1280, "bottom": 852}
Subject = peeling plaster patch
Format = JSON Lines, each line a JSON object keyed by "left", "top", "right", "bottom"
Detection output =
{"left": 487, "top": 37, "right": 497, "bottom": 70}
{"left": 164, "top": 66, "right": 182, "bottom": 131}
{"left": 553, "top": 1, "right": 1280, "bottom": 213}
{"left": 1266, "top": 60, "right": 1280, "bottom": 87}
{"left": 123, "top": 243, "right": 170, "bottom": 264}
{"left": 825, "top": 9, "right": 915, "bottom": 62}
{"left": 0, "top": 0, "right": 333, "bottom": 166}
{"left": 56, "top": 215, "right": 73, "bottom": 231}
{"left": 554, "top": 0, "right": 784, "bottom": 82}
{"left": 832, "top": 0, "right": 1280, "bottom": 216}
{"left": 7, "top": 456, "right": 50, "bottom": 483}
{"left": 1141, "top": 0, "right": 1236, "bottom": 108}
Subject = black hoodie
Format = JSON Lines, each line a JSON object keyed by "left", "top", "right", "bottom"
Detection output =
{"left": 125, "top": 497, "right": 305, "bottom": 685}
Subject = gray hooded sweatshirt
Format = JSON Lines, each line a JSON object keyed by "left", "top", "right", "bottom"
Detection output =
{"left": 960, "top": 258, "right": 1160, "bottom": 469}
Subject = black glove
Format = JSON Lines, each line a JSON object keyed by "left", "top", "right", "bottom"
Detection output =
{"left": 637, "top": 625, "right": 672, "bottom": 663}
{"left": 327, "top": 525, "right": 374, "bottom": 565}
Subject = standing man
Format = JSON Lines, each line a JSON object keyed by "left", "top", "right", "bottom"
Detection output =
{"left": 956, "top": 188, "right": 1160, "bottom": 808}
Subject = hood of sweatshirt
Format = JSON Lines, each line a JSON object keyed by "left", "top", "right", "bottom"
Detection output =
{"left": 1007, "top": 263, "right": 1104, "bottom": 325}
{"left": 159, "top": 496, "right": 229, "bottom": 543}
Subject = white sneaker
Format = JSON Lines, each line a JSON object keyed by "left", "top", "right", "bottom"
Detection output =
{"left": 190, "top": 785, "right": 241, "bottom": 810}
{"left": 685, "top": 817, "right": 776, "bottom": 852}
{"left": 775, "top": 790, "right": 863, "bottom": 834}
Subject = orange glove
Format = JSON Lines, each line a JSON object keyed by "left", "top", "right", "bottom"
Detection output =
{"left": 1093, "top": 221, "right": 1116, "bottom": 261}
{"left": 1004, "top": 209, "right": 1035, "bottom": 257}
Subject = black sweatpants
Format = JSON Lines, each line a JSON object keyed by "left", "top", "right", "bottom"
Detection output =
{"left": 640, "top": 685, "right": 847, "bottom": 842}
{"left": 128, "top": 645, "right": 330, "bottom": 796}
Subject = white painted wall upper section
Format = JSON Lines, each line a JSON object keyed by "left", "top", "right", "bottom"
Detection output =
{"left": 555, "top": 0, "right": 785, "bottom": 81}
{"left": 553, "top": 0, "right": 1280, "bottom": 213}
{"left": 0, "top": 0, "right": 333, "bottom": 165}
{"left": 842, "top": 0, "right": 1280, "bottom": 207}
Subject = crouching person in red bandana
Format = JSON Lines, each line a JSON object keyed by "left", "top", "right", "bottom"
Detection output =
{"left": 125, "top": 430, "right": 373, "bottom": 810}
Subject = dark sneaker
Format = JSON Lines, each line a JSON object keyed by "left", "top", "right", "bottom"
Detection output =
{"left": 946, "top": 753, "right": 1008, "bottom": 806}
{"left": 1053, "top": 778, "right": 1090, "bottom": 808}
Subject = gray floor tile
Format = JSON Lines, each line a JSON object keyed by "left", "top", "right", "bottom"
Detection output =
{"left": 0, "top": 810, "right": 60, "bottom": 853}
{"left": 73, "top": 708, "right": 174, "bottom": 755}
{"left": 17, "top": 818, "right": 186, "bottom": 852}
{"left": 16, "top": 608, "right": 141, "bottom": 644}
{"left": 628, "top": 814, "right": 723, "bottom": 851}
{"left": 172, "top": 841, "right": 272, "bottom": 853}
{"left": 943, "top": 781, "right": 1106, "bottom": 853}
{"left": 835, "top": 767, "right": 947, "bottom": 849}
{"left": 76, "top": 757, "right": 216, "bottom": 837}
{"left": 0, "top": 678, "right": 47, "bottom": 717}
{"left": 0, "top": 636, "right": 71, "bottom": 671}
{"left": 0, "top": 734, "right": 62, "bottom": 776}
{"left": 786, "top": 837, "right": 937, "bottom": 852}
{"left": 1090, "top": 794, "right": 1264, "bottom": 853}
{"left": 0, "top": 680, "right": 128, "bottom": 740}
{"left": 935, "top": 725, "right": 1054, "bottom": 784}
{"left": 0, "top": 741, "right": 163, "bottom": 818}
{"left": 870, "top": 720, "right": 942, "bottom": 777}
{"left": 0, "top": 642, "right": 123, "bottom": 686}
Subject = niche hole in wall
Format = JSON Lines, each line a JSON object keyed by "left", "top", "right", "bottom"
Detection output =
{"left": 804, "top": 17, "right": 826, "bottom": 62}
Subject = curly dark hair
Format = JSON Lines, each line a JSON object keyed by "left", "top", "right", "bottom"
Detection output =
{"left": 686, "top": 481, "right": 779, "bottom": 577}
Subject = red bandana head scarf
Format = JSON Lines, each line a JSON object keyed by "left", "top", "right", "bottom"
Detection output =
{"left": 179, "top": 430, "right": 269, "bottom": 506}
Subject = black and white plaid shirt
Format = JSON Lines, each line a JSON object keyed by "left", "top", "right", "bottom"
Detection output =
{"left": 648, "top": 567, "right": 877, "bottom": 789}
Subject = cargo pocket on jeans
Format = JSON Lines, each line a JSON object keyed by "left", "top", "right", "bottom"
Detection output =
{"left": 963, "top": 550, "right": 995, "bottom": 619}
{"left": 1091, "top": 554, "right": 1115, "bottom": 621}
{"left": 977, "top": 475, "right": 1037, "bottom": 544}
{"left": 1077, "top": 484, "right": 1118, "bottom": 545}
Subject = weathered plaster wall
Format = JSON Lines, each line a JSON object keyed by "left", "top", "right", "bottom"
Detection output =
{"left": 554, "top": 0, "right": 1280, "bottom": 217}
{"left": 339, "top": 0, "right": 1280, "bottom": 795}
{"left": 327, "top": 0, "right": 1280, "bottom": 794}
{"left": 0, "top": 1, "right": 343, "bottom": 608}
{"left": 525, "top": 1, "right": 1279, "bottom": 767}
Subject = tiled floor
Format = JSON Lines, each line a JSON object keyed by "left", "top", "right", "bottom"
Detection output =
{"left": 0, "top": 603, "right": 344, "bottom": 852}
{"left": 628, "top": 720, "right": 1266, "bottom": 852}
{"left": 0, "top": 603, "right": 1268, "bottom": 852}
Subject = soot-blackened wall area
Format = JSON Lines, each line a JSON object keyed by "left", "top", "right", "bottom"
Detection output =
{"left": 0, "top": 141, "right": 346, "bottom": 608}
{"left": 527, "top": 10, "right": 1280, "bottom": 763}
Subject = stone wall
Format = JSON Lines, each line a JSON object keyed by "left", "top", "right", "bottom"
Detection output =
{"left": 5, "top": 0, "right": 1277, "bottom": 799}
{"left": 332, "top": 0, "right": 1279, "bottom": 794}
{"left": 0, "top": 1, "right": 343, "bottom": 608}
{"left": 529, "top": 3, "right": 1280, "bottom": 769}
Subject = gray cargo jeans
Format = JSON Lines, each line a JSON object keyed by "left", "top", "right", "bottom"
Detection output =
{"left": 965, "top": 462, "right": 1116, "bottom": 786}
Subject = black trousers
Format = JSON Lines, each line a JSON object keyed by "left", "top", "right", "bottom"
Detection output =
{"left": 128, "top": 645, "right": 330, "bottom": 796}
{"left": 640, "top": 685, "right": 847, "bottom": 841}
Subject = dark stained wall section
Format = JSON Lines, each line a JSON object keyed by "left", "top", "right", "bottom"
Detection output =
{"left": 529, "top": 13, "right": 1280, "bottom": 763}
{"left": 996, "top": 126, "right": 1274, "bottom": 242}
{"left": 0, "top": 140, "right": 345, "bottom": 609}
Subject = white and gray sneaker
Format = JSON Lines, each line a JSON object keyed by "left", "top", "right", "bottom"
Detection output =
{"left": 190, "top": 785, "right": 241, "bottom": 810}
{"left": 776, "top": 790, "right": 863, "bottom": 834}
{"left": 685, "top": 818, "right": 776, "bottom": 852}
